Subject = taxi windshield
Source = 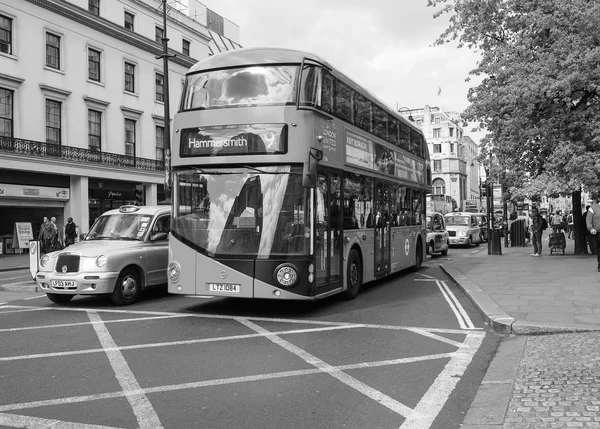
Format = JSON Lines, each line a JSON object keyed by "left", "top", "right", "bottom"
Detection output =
{"left": 85, "top": 214, "right": 152, "bottom": 241}
{"left": 445, "top": 216, "right": 470, "bottom": 226}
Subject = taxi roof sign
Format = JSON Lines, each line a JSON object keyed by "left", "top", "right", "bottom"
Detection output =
{"left": 119, "top": 205, "right": 141, "bottom": 213}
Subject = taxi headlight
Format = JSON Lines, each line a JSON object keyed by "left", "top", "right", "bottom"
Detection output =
{"left": 96, "top": 255, "right": 107, "bottom": 268}
{"left": 168, "top": 261, "right": 181, "bottom": 282}
{"left": 459, "top": 231, "right": 467, "bottom": 237}
{"left": 274, "top": 264, "right": 298, "bottom": 288}
{"left": 40, "top": 255, "right": 49, "bottom": 267}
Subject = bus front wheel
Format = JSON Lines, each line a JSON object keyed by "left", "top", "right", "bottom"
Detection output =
{"left": 344, "top": 249, "right": 362, "bottom": 300}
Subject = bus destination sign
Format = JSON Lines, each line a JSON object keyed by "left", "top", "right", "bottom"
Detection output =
{"left": 180, "top": 124, "right": 287, "bottom": 157}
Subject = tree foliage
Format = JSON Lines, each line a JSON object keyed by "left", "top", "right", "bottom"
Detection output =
{"left": 428, "top": 0, "right": 600, "bottom": 199}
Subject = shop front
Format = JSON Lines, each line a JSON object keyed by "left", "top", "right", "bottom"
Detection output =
{"left": 88, "top": 179, "right": 139, "bottom": 228}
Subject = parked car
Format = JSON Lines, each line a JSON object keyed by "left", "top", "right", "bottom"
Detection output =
{"left": 35, "top": 205, "right": 171, "bottom": 305}
{"left": 444, "top": 212, "right": 482, "bottom": 248}
{"left": 425, "top": 212, "right": 449, "bottom": 256}
{"left": 473, "top": 213, "right": 489, "bottom": 242}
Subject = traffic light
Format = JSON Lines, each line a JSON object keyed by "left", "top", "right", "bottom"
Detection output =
{"left": 480, "top": 181, "right": 487, "bottom": 197}
{"left": 134, "top": 186, "right": 144, "bottom": 206}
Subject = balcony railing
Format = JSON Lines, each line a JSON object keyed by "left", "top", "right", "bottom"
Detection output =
{"left": 0, "top": 136, "right": 165, "bottom": 172}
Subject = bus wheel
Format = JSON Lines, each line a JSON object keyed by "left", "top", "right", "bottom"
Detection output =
{"left": 413, "top": 242, "right": 422, "bottom": 272}
{"left": 111, "top": 268, "right": 141, "bottom": 306}
{"left": 47, "top": 293, "right": 74, "bottom": 304}
{"left": 344, "top": 249, "right": 361, "bottom": 300}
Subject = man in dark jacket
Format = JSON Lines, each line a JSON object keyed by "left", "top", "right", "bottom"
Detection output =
{"left": 64, "top": 217, "right": 77, "bottom": 247}
{"left": 530, "top": 207, "right": 544, "bottom": 257}
{"left": 586, "top": 193, "right": 600, "bottom": 271}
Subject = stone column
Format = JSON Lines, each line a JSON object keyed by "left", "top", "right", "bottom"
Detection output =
{"left": 65, "top": 176, "right": 89, "bottom": 237}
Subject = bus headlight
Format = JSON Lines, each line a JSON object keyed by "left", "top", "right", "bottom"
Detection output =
{"left": 274, "top": 264, "right": 298, "bottom": 288}
{"left": 40, "top": 255, "right": 49, "bottom": 268}
{"left": 168, "top": 261, "right": 181, "bottom": 282}
{"left": 96, "top": 255, "right": 107, "bottom": 268}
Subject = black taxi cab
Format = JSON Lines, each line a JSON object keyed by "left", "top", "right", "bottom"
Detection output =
{"left": 35, "top": 205, "right": 170, "bottom": 306}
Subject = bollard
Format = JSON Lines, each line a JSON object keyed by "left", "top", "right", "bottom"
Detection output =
{"left": 491, "top": 229, "right": 502, "bottom": 255}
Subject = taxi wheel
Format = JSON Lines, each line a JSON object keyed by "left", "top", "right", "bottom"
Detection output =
{"left": 428, "top": 241, "right": 435, "bottom": 255}
{"left": 47, "top": 293, "right": 74, "bottom": 304}
{"left": 344, "top": 249, "right": 362, "bottom": 300}
{"left": 441, "top": 246, "right": 448, "bottom": 256}
{"left": 111, "top": 268, "right": 141, "bottom": 306}
{"left": 464, "top": 238, "right": 472, "bottom": 248}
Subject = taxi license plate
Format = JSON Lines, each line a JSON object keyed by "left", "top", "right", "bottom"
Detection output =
{"left": 51, "top": 280, "right": 76, "bottom": 287}
{"left": 207, "top": 283, "right": 240, "bottom": 293}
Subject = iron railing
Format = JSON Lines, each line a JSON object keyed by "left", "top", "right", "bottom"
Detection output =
{"left": 0, "top": 136, "right": 164, "bottom": 172}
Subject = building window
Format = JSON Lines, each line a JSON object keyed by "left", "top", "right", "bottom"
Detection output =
{"left": 46, "top": 99, "right": 61, "bottom": 145}
{"left": 449, "top": 127, "right": 454, "bottom": 137}
{"left": 182, "top": 39, "right": 190, "bottom": 56}
{"left": 450, "top": 143, "right": 455, "bottom": 153}
{"left": 433, "top": 128, "right": 441, "bottom": 138}
{"left": 433, "top": 143, "right": 441, "bottom": 153}
{"left": 432, "top": 178, "right": 446, "bottom": 195}
{"left": 46, "top": 33, "right": 60, "bottom": 69}
{"left": 89, "top": 0, "right": 100, "bottom": 16}
{"left": 0, "top": 88, "right": 13, "bottom": 137}
{"left": 155, "top": 73, "right": 164, "bottom": 102}
{"left": 156, "top": 125, "right": 164, "bottom": 161}
{"left": 0, "top": 14, "right": 12, "bottom": 55}
{"left": 434, "top": 116, "right": 441, "bottom": 124}
{"left": 125, "top": 118, "right": 136, "bottom": 157}
{"left": 155, "top": 26, "right": 164, "bottom": 44}
{"left": 88, "top": 109, "right": 101, "bottom": 151}
{"left": 88, "top": 48, "right": 101, "bottom": 82}
{"left": 124, "top": 62, "right": 135, "bottom": 92}
{"left": 433, "top": 160, "right": 442, "bottom": 172}
{"left": 124, "top": 11, "right": 134, "bottom": 31}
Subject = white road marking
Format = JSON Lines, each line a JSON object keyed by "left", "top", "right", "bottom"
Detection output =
{"left": 0, "top": 352, "right": 457, "bottom": 413}
{"left": 0, "top": 324, "right": 367, "bottom": 362}
{"left": 0, "top": 274, "right": 32, "bottom": 282}
{"left": 436, "top": 280, "right": 475, "bottom": 329}
{"left": 400, "top": 332, "right": 485, "bottom": 429}
{"left": 236, "top": 318, "right": 416, "bottom": 418}
{"left": 87, "top": 312, "right": 163, "bottom": 429}
{"left": 0, "top": 412, "right": 121, "bottom": 428}
{"left": 0, "top": 307, "right": 49, "bottom": 315}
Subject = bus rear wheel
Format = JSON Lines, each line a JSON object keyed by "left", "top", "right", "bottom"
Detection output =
{"left": 344, "top": 249, "right": 361, "bottom": 300}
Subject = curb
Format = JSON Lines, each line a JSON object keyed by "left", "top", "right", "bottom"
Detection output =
{"left": 440, "top": 263, "right": 600, "bottom": 335}
{"left": 0, "top": 266, "right": 29, "bottom": 273}
{"left": 0, "top": 281, "right": 41, "bottom": 293}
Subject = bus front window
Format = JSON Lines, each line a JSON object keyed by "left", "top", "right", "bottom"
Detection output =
{"left": 181, "top": 65, "right": 299, "bottom": 111}
{"left": 172, "top": 165, "right": 310, "bottom": 258}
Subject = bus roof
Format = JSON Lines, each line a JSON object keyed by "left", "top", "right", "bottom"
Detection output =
{"left": 187, "top": 47, "right": 423, "bottom": 135}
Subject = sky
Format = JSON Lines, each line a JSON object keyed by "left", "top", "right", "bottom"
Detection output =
{"left": 201, "top": 0, "right": 483, "bottom": 141}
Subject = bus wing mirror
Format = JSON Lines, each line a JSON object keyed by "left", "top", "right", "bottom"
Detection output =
{"left": 303, "top": 148, "right": 323, "bottom": 188}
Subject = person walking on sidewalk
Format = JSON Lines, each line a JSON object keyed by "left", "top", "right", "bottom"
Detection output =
{"left": 64, "top": 217, "right": 77, "bottom": 247}
{"left": 530, "top": 207, "right": 544, "bottom": 256}
{"left": 586, "top": 192, "right": 600, "bottom": 271}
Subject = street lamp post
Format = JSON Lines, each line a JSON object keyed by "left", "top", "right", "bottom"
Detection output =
{"left": 157, "top": 0, "right": 176, "bottom": 202}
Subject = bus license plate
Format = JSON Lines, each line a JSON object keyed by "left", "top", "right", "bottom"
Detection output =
{"left": 207, "top": 283, "right": 240, "bottom": 293}
{"left": 51, "top": 280, "right": 76, "bottom": 287}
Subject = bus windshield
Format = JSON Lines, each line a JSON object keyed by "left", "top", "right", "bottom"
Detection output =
{"left": 181, "top": 65, "right": 299, "bottom": 111}
{"left": 172, "top": 165, "right": 310, "bottom": 258}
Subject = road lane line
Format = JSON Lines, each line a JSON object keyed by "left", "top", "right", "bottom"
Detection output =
{"left": 0, "top": 314, "right": 191, "bottom": 333}
{"left": 0, "top": 411, "right": 121, "bottom": 428}
{"left": 439, "top": 280, "right": 475, "bottom": 329}
{"left": 0, "top": 308, "right": 49, "bottom": 315}
{"left": 400, "top": 332, "right": 485, "bottom": 429}
{"left": 0, "top": 274, "right": 32, "bottom": 282}
{"left": 87, "top": 311, "right": 163, "bottom": 429}
{"left": 0, "top": 324, "right": 366, "bottom": 362}
{"left": 436, "top": 280, "right": 467, "bottom": 329}
{"left": 0, "top": 352, "right": 454, "bottom": 413}
{"left": 236, "top": 318, "right": 416, "bottom": 419}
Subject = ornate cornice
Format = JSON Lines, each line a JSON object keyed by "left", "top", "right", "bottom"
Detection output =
{"left": 25, "top": 0, "right": 197, "bottom": 69}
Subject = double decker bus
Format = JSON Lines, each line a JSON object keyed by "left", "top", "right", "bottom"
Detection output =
{"left": 167, "top": 47, "right": 431, "bottom": 301}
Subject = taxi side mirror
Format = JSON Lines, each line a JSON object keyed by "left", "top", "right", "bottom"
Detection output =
{"left": 150, "top": 232, "right": 168, "bottom": 241}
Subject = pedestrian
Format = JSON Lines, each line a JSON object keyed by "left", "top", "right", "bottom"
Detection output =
{"left": 587, "top": 192, "right": 600, "bottom": 271}
{"left": 64, "top": 217, "right": 77, "bottom": 247}
{"left": 38, "top": 216, "right": 55, "bottom": 254}
{"left": 50, "top": 216, "right": 60, "bottom": 251}
{"left": 583, "top": 205, "right": 596, "bottom": 254}
{"left": 551, "top": 211, "right": 563, "bottom": 232}
{"left": 530, "top": 207, "right": 544, "bottom": 257}
{"left": 567, "top": 211, "right": 574, "bottom": 239}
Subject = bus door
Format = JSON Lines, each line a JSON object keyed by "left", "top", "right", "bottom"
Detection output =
{"left": 315, "top": 172, "right": 342, "bottom": 292}
{"left": 374, "top": 182, "right": 391, "bottom": 277}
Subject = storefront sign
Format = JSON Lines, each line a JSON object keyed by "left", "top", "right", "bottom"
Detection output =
{"left": 13, "top": 222, "right": 33, "bottom": 249}
{"left": 0, "top": 184, "right": 69, "bottom": 200}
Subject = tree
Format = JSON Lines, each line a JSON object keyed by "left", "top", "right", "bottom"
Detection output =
{"left": 428, "top": 0, "right": 600, "bottom": 253}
